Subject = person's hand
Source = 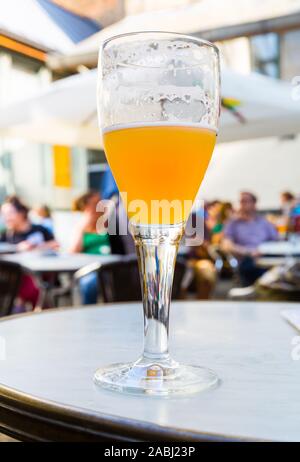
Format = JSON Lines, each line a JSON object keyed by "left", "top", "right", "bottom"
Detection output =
{"left": 17, "top": 240, "right": 35, "bottom": 252}
{"left": 250, "top": 248, "right": 261, "bottom": 258}
{"left": 42, "top": 240, "right": 60, "bottom": 251}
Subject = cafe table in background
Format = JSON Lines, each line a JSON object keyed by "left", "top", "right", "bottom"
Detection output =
{"left": 0, "top": 251, "right": 120, "bottom": 308}
{"left": 257, "top": 239, "right": 300, "bottom": 268}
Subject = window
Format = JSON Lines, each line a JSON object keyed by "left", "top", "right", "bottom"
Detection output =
{"left": 87, "top": 149, "right": 107, "bottom": 191}
{"left": 250, "top": 33, "right": 280, "bottom": 78}
{"left": 87, "top": 149, "right": 106, "bottom": 165}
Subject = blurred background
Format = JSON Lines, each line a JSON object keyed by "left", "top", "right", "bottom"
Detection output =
{"left": 0, "top": 0, "right": 300, "bottom": 310}
{"left": 0, "top": 0, "right": 300, "bottom": 213}
{"left": 1, "top": 1, "right": 300, "bottom": 443}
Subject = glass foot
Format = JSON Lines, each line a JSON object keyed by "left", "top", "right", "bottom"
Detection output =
{"left": 94, "top": 357, "right": 219, "bottom": 396}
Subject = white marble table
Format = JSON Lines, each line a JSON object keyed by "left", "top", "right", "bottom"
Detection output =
{"left": 259, "top": 241, "right": 300, "bottom": 257}
{"left": 0, "top": 252, "right": 120, "bottom": 274}
{"left": 257, "top": 241, "right": 300, "bottom": 267}
{"left": 0, "top": 243, "right": 17, "bottom": 255}
{"left": 0, "top": 301, "right": 299, "bottom": 442}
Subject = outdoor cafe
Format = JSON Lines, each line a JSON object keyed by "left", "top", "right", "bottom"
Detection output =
{"left": 0, "top": 0, "right": 300, "bottom": 444}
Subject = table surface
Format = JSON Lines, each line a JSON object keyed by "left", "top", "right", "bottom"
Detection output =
{"left": 0, "top": 252, "right": 119, "bottom": 273}
{"left": 258, "top": 240, "right": 300, "bottom": 256}
{"left": 257, "top": 241, "right": 300, "bottom": 267}
{"left": 0, "top": 301, "right": 299, "bottom": 442}
{"left": 257, "top": 256, "right": 300, "bottom": 268}
{"left": 0, "top": 243, "right": 17, "bottom": 255}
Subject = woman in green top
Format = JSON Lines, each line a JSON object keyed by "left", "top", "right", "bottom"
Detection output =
{"left": 208, "top": 201, "right": 234, "bottom": 245}
{"left": 70, "top": 191, "right": 111, "bottom": 304}
{"left": 70, "top": 191, "right": 110, "bottom": 255}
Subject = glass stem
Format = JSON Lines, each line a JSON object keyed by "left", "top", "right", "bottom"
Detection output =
{"left": 131, "top": 222, "right": 184, "bottom": 363}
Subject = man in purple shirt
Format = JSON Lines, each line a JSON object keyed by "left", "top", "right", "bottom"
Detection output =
{"left": 223, "top": 192, "right": 278, "bottom": 286}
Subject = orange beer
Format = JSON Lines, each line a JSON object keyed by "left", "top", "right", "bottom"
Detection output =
{"left": 103, "top": 123, "right": 216, "bottom": 224}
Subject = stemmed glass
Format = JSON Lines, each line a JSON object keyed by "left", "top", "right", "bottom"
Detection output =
{"left": 95, "top": 32, "right": 220, "bottom": 396}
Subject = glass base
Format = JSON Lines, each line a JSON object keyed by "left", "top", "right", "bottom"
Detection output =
{"left": 94, "top": 356, "right": 219, "bottom": 396}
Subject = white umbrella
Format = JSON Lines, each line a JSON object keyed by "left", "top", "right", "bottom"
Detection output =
{"left": 47, "top": 0, "right": 300, "bottom": 70}
{"left": 0, "top": 70, "right": 100, "bottom": 148}
{"left": 0, "top": 67, "right": 300, "bottom": 148}
{"left": 219, "top": 70, "right": 300, "bottom": 142}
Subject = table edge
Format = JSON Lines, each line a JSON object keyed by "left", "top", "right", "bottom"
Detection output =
{"left": 0, "top": 382, "right": 266, "bottom": 442}
{"left": 0, "top": 304, "right": 288, "bottom": 442}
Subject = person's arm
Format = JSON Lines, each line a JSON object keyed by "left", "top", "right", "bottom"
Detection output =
{"left": 69, "top": 225, "right": 84, "bottom": 254}
{"left": 267, "top": 221, "right": 279, "bottom": 241}
{"left": 17, "top": 240, "right": 36, "bottom": 252}
{"left": 35, "top": 226, "right": 59, "bottom": 251}
{"left": 221, "top": 221, "right": 257, "bottom": 257}
{"left": 221, "top": 237, "right": 256, "bottom": 257}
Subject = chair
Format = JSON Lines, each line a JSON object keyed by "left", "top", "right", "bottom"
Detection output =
{"left": 98, "top": 255, "right": 140, "bottom": 302}
{"left": 0, "top": 260, "right": 23, "bottom": 317}
{"left": 74, "top": 256, "right": 186, "bottom": 303}
{"left": 228, "top": 285, "right": 256, "bottom": 300}
{"left": 210, "top": 245, "right": 239, "bottom": 279}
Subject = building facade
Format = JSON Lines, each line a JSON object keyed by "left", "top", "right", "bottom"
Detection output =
{"left": 0, "top": 0, "right": 102, "bottom": 208}
{"left": 200, "top": 18, "right": 300, "bottom": 209}
{"left": 2, "top": 1, "right": 300, "bottom": 210}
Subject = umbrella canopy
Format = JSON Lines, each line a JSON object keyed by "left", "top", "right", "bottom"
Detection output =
{"left": 0, "top": 70, "right": 100, "bottom": 148}
{"left": 47, "top": 0, "right": 300, "bottom": 70}
{"left": 0, "top": 67, "right": 299, "bottom": 148}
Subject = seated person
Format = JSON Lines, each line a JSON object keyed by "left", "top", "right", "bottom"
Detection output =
{"left": 0, "top": 196, "right": 57, "bottom": 311}
{"left": 281, "top": 191, "right": 295, "bottom": 217}
{"left": 100, "top": 166, "right": 135, "bottom": 255}
{"left": 1, "top": 196, "right": 56, "bottom": 250}
{"left": 185, "top": 212, "right": 217, "bottom": 299}
{"left": 205, "top": 200, "right": 221, "bottom": 236}
{"left": 222, "top": 192, "right": 278, "bottom": 286}
{"left": 210, "top": 202, "right": 234, "bottom": 245}
{"left": 189, "top": 245, "right": 217, "bottom": 299}
{"left": 70, "top": 191, "right": 111, "bottom": 256}
{"left": 70, "top": 191, "right": 111, "bottom": 305}
{"left": 31, "top": 205, "right": 54, "bottom": 234}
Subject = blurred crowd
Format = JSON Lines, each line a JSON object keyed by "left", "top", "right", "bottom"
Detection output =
{"left": 1, "top": 184, "right": 300, "bottom": 310}
{"left": 194, "top": 190, "right": 300, "bottom": 299}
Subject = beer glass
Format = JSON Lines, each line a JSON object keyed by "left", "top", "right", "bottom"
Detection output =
{"left": 95, "top": 32, "right": 220, "bottom": 395}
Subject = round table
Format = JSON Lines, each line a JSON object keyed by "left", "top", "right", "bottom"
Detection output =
{"left": 0, "top": 243, "right": 17, "bottom": 255}
{"left": 258, "top": 241, "right": 300, "bottom": 257}
{"left": 257, "top": 241, "right": 300, "bottom": 267}
{"left": 1, "top": 252, "right": 122, "bottom": 310}
{"left": 0, "top": 301, "right": 299, "bottom": 442}
{"left": 0, "top": 252, "right": 119, "bottom": 274}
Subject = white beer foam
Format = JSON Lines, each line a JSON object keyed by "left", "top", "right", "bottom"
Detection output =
{"left": 103, "top": 121, "right": 218, "bottom": 135}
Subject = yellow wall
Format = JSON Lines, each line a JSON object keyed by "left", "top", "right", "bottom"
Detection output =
{"left": 53, "top": 145, "right": 72, "bottom": 188}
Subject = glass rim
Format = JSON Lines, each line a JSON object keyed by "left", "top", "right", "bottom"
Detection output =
{"left": 102, "top": 30, "right": 219, "bottom": 56}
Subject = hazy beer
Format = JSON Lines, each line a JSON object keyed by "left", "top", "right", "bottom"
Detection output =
{"left": 103, "top": 122, "right": 217, "bottom": 224}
